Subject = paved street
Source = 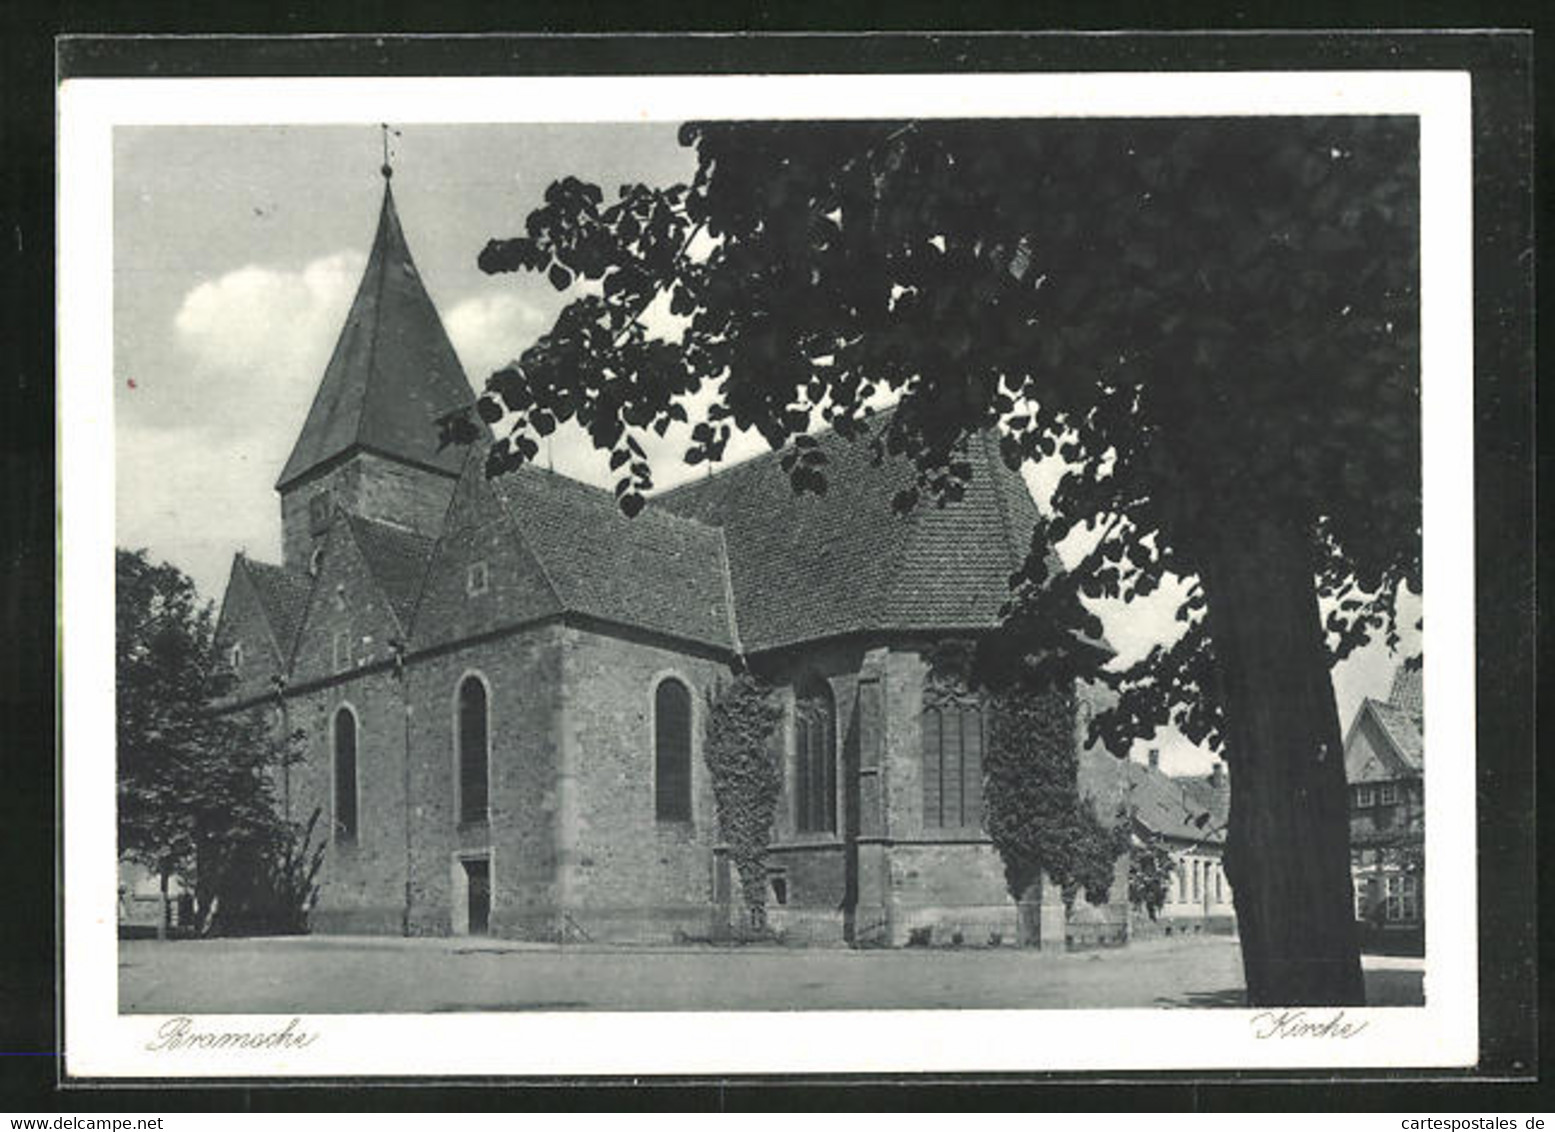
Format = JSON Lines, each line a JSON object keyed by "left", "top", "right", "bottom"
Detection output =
{"left": 118, "top": 934, "right": 1424, "bottom": 1014}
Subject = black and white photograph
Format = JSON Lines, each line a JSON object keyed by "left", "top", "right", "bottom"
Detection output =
{"left": 57, "top": 64, "right": 1487, "bottom": 1079}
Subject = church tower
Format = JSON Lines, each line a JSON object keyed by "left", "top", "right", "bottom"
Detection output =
{"left": 275, "top": 167, "right": 476, "bottom": 572}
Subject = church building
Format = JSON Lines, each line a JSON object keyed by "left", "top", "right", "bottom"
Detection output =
{"left": 213, "top": 175, "right": 1098, "bottom": 947}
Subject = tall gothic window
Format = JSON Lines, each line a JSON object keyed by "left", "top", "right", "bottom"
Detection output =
{"left": 795, "top": 680, "right": 836, "bottom": 834}
{"left": 457, "top": 676, "right": 489, "bottom": 825}
{"left": 654, "top": 678, "right": 692, "bottom": 822}
{"left": 921, "top": 700, "right": 984, "bottom": 829}
{"left": 333, "top": 707, "right": 358, "bottom": 842}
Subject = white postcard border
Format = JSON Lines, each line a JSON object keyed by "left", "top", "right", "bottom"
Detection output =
{"left": 59, "top": 69, "right": 1476, "bottom": 1078}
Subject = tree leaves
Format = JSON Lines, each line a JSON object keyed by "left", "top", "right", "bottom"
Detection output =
{"left": 116, "top": 550, "right": 311, "bottom": 933}
{"left": 475, "top": 116, "right": 1420, "bottom": 760}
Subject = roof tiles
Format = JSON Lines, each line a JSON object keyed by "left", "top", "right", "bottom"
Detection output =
{"left": 276, "top": 185, "right": 476, "bottom": 490}
{"left": 656, "top": 423, "right": 1044, "bottom": 653}
{"left": 239, "top": 556, "right": 313, "bottom": 658}
{"left": 344, "top": 513, "right": 437, "bottom": 629}
{"left": 492, "top": 466, "right": 734, "bottom": 650}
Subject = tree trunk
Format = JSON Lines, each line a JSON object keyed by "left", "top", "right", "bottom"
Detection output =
{"left": 1197, "top": 511, "right": 1365, "bottom": 1007}
{"left": 157, "top": 868, "right": 169, "bottom": 942}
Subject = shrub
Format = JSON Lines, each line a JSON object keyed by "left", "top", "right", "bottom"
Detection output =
{"left": 1128, "top": 830, "right": 1177, "bottom": 921}
{"left": 704, "top": 674, "right": 784, "bottom": 927}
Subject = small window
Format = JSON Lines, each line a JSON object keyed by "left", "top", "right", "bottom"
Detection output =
{"left": 654, "top": 678, "right": 693, "bottom": 823}
{"left": 922, "top": 700, "right": 985, "bottom": 830}
{"left": 333, "top": 707, "right": 358, "bottom": 842}
{"left": 228, "top": 641, "right": 243, "bottom": 675}
{"left": 466, "top": 561, "right": 489, "bottom": 596}
{"left": 333, "top": 631, "right": 353, "bottom": 674}
{"left": 1355, "top": 785, "right": 1375, "bottom": 808}
{"left": 457, "top": 676, "right": 489, "bottom": 825}
{"left": 1214, "top": 864, "right": 1224, "bottom": 903}
{"left": 1354, "top": 877, "right": 1370, "bottom": 920}
{"left": 769, "top": 874, "right": 788, "bottom": 906}
{"left": 795, "top": 680, "right": 837, "bottom": 834}
{"left": 309, "top": 492, "right": 333, "bottom": 535}
{"left": 1378, "top": 783, "right": 1398, "bottom": 805}
{"left": 1176, "top": 861, "right": 1187, "bottom": 903}
{"left": 1385, "top": 874, "right": 1419, "bottom": 922}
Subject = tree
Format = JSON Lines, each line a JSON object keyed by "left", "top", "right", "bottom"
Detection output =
{"left": 459, "top": 117, "right": 1420, "bottom": 1005}
{"left": 927, "top": 641, "right": 1124, "bottom": 912}
{"left": 116, "top": 549, "right": 315, "bottom": 935}
{"left": 1128, "top": 833, "right": 1179, "bottom": 922}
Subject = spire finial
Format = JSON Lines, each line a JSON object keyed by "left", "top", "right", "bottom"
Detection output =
{"left": 380, "top": 123, "right": 400, "bottom": 180}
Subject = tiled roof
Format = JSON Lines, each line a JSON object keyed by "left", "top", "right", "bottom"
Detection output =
{"left": 239, "top": 555, "right": 313, "bottom": 658}
{"left": 656, "top": 422, "right": 1047, "bottom": 653}
{"left": 1367, "top": 698, "right": 1424, "bottom": 771}
{"left": 1388, "top": 662, "right": 1423, "bottom": 719}
{"left": 276, "top": 184, "right": 477, "bottom": 490}
{"left": 491, "top": 466, "right": 734, "bottom": 650}
{"left": 343, "top": 513, "right": 437, "bottom": 629}
{"left": 1078, "top": 749, "right": 1228, "bottom": 844}
{"left": 1175, "top": 771, "right": 1232, "bottom": 826}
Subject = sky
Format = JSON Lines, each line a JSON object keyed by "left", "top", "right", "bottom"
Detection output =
{"left": 113, "top": 123, "right": 1420, "bottom": 776}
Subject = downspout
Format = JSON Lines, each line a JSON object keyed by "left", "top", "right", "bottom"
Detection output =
{"left": 270, "top": 673, "right": 291, "bottom": 824}
{"left": 391, "top": 638, "right": 412, "bottom": 936}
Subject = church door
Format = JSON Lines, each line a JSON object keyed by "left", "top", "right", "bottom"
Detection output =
{"left": 463, "top": 857, "right": 490, "bottom": 936}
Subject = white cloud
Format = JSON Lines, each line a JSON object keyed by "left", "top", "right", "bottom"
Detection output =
{"left": 168, "top": 250, "right": 365, "bottom": 439}
{"left": 117, "top": 251, "right": 365, "bottom": 600}
{"left": 444, "top": 292, "right": 549, "bottom": 384}
{"left": 116, "top": 423, "right": 283, "bottom": 606}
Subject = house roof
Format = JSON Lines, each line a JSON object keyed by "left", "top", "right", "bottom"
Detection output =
{"left": 1388, "top": 663, "right": 1424, "bottom": 719}
{"left": 1364, "top": 698, "right": 1424, "bottom": 772}
{"left": 655, "top": 422, "right": 1049, "bottom": 653}
{"left": 238, "top": 555, "right": 313, "bottom": 659}
{"left": 1078, "top": 749, "right": 1228, "bottom": 844}
{"left": 276, "top": 183, "right": 476, "bottom": 490}
{"left": 491, "top": 465, "right": 734, "bottom": 650}
{"left": 342, "top": 512, "right": 437, "bottom": 630}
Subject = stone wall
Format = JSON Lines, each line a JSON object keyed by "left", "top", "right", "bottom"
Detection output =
{"left": 289, "top": 667, "right": 412, "bottom": 935}
{"left": 559, "top": 623, "right": 730, "bottom": 942}
{"left": 281, "top": 451, "right": 456, "bottom": 571}
{"left": 404, "top": 626, "right": 565, "bottom": 939}
{"left": 285, "top": 622, "right": 565, "bottom": 939}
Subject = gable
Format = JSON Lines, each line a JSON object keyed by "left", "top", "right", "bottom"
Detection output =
{"left": 1344, "top": 701, "right": 1419, "bottom": 783}
{"left": 343, "top": 513, "right": 436, "bottom": 629}
{"left": 287, "top": 520, "right": 408, "bottom": 685}
{"left": 241, "top": 557, "right": 313, "bottom": 659}
{"left": 492, "top": 464, "right": 734, "bottom": 651}
{"left": 212, "top": 557, "right": 289, "bottom": 704}
{"left": 414, "top": 460, "right": 565, "bottom": 651}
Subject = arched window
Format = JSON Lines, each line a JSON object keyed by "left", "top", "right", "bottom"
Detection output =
{"left": 457, "top": 676, "right": 489, "bottom": 825}
{"left": 654, "top": 678, "right": 692, "bottom": 822}
{"left": 921, "top": 701, "right": 984, "bottom": 829}
{"left": 333, "top": 707, "right": 358, "bottom": 842}
{"left": 795, "top": 680, "right": 837, "bottom": 834}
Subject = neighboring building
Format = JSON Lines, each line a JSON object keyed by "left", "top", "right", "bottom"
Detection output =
{"left": 210, "top": 173, "right": 1103, "bottom": 947}
{"left": 1345, "top": 663, "right": 1424, "bottom": 948}
{"left": 1080, "top": 747, "right": 1235, "bottom": 939}
{"left": 117, "top": 861, "right": 190, "bottom": 937}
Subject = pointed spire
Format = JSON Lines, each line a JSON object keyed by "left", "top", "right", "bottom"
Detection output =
{"left": 276, "top": 169, "right": 477, "bottom": 490}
